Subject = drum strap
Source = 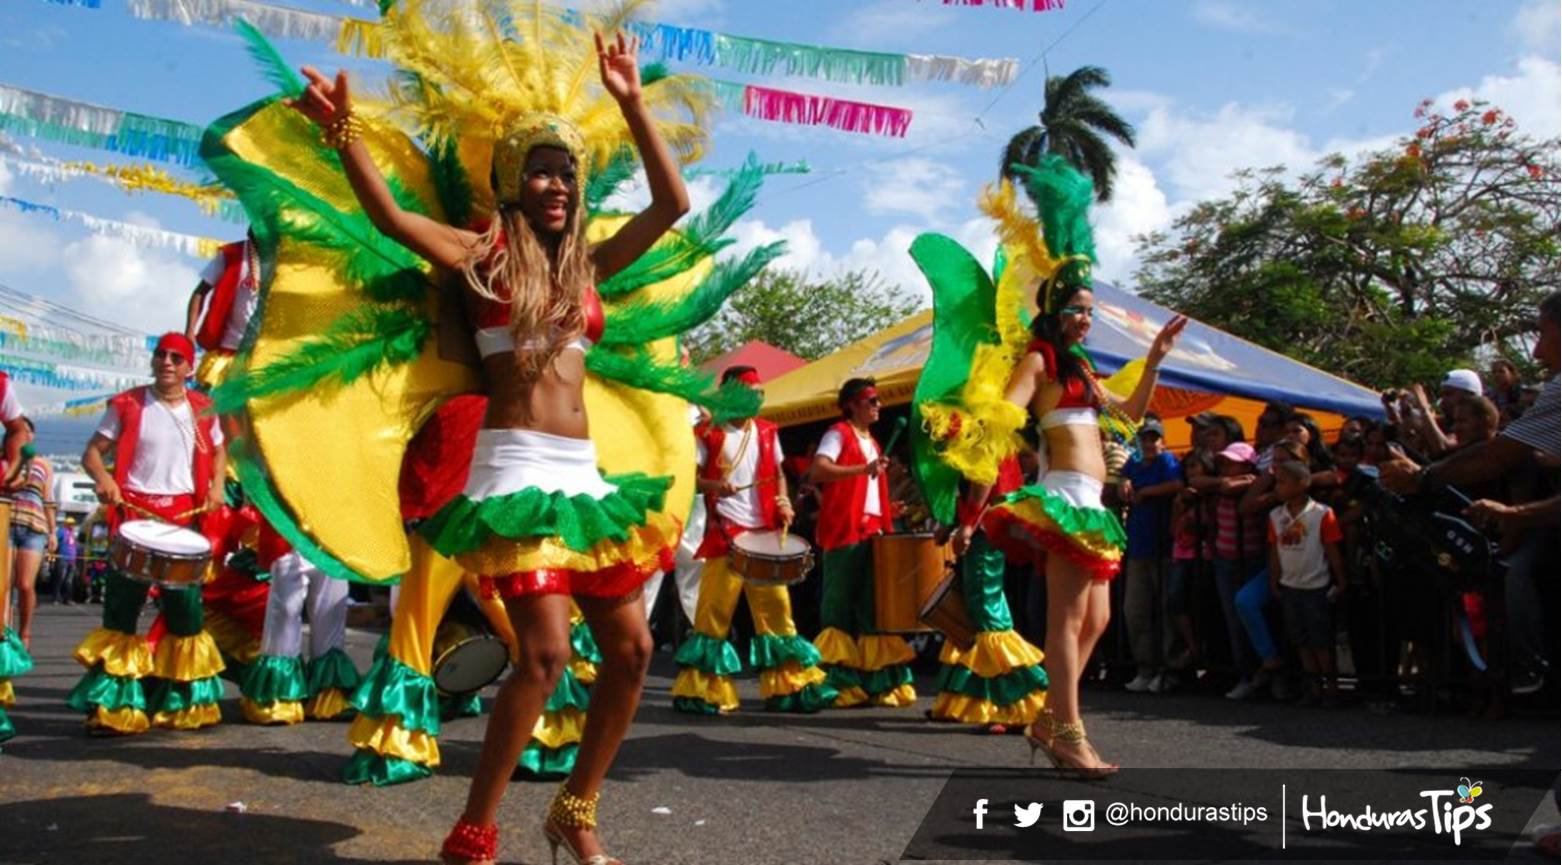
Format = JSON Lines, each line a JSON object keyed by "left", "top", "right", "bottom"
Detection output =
{"left": 720, "top": 420, "right": 756, "bottom": 481}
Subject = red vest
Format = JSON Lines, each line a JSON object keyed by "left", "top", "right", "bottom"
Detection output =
{"left": 814, "top": 420, "right": 892, "bottom": 552}
{"left": 693, "top": 418, "right": 781, "bottom": 559}
{"left": 108, "top": 386, "right": 219, "bottom": 504}
{"left": 196, "top": 241, "right": 248, "bottom": 351}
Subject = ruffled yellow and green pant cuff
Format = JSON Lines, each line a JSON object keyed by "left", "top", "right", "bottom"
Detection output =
{"left": 0, "top": 628, "right": 29, "bottom": 745}
{"left": 343, "top": 654, "right": 441, "bottom": 786}
{"left": 239, "top": 654, "right": 308, "bottom": 725}
{"left": 813, "top": 628, "right": 917, "bottom": 708}
{"left": 67, "top": 628, "right": 154, "bottom": 735}
{"left": 305, "top": 649, "right": 360, "bottom": 721}
{"left": 929, "top": 631, "right": 1048, "bottom": 726}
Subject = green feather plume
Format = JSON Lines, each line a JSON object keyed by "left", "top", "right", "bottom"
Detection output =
{"left": 598, "top": 241, "right": 784, "bottom": 347}
{"left": 1010, "top": 155, "right": 1096, "bottom": 266}
{"left": 427, "top": 136, "right": 474, "bottom": 227}
{"left": 586, "top": 348, "right": 761, "bottom": 424}
{"left": 586, "top": 146, "right": 639, "bottom": 215}
{"left": 211, "top": 306, "right": 430, "bottom": 413}
{"left": 234, "top": 19, "right": 305, "bottom": 99}
{"left": 596, "top": 155, "right": 765, "bottom": 298}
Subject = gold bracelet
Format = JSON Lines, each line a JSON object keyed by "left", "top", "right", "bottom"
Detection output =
{"left": 322, "top": 112, "right": 365, "bottom": 149}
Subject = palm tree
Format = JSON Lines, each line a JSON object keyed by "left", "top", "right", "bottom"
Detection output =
{"left": 1000, "top": 65, "right": 1136, "bottom": 203}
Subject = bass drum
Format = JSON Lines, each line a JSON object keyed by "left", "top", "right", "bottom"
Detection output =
{"left": 431, "top": 589, "right": 511, "bottom": 697}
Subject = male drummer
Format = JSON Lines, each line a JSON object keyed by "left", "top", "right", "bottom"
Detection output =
{"left": 68, "top": 333, "right": 228, "bottom": 734}
{"left": 185, "top": 228, "right": 257, "bottom": 390}
{"left": 809, "top": 377, "right": 916, "bottom": 708}
{"left": 670, "top": 366, "right": 837, "bottom": 714}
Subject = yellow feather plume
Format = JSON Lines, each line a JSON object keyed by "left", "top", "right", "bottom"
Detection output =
{"left": 346, "top": 0, "right": 710, "bottom": 198}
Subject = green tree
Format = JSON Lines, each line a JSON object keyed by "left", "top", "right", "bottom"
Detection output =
{"left": 687, "top": 267, "right": 923, "bottom": 363}
{"left": 1001, "top": 65, "right": 1136, "bottom": 202}
{"left": 1134, "top": 99, "right": 1559, "bottom": 389}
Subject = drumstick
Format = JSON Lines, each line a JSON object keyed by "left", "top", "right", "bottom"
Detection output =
{"left": 882, "top": 415, "right": 909, "bottom": 457}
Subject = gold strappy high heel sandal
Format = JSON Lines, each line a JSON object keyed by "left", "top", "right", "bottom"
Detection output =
{"left": 1025, "top": 710, "right": 1118, "bottom": 780}
{"left": 543, "top": 783, "right": 624, "bottom": 865}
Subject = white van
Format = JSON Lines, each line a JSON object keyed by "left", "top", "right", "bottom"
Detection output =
{"left": 53, "top": 472, "right": 99, "bottom": 520}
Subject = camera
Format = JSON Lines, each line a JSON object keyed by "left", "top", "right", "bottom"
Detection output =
{"left": 1345, "top": 465, "right": 1502, "bottom": 590}
{"left": 1062, "top": 800, "right": 1095, "bottom": 832}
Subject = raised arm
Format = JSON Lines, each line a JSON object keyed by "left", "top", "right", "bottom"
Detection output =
{"left": 1109, "top": 315, "right": 1187, "bottom": 421}
{"left": 290, "top": 67, "right": 476, "bottom": 271}
{"left": 588, "top": 33, "right": 691, "bottom": 281}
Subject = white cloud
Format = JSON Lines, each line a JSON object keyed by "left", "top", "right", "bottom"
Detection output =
{"left": 61, "top": 235, "right": 198, "bottom": 335}
{"left": 0, "top": 210, "right": 63, "bottom": 273}
{"left": 600, "top": 171, "right": 723, "bottom": 215}
{"left": 1091, "top": 154, "right": 1172, "bottom": 285}
{"left": 1436, "top": 55, "right": 1562, "bottom": 139}
{"left": 829, "top": 0, "right": 948, "bottom": 47}
{"left": 1511, "top": 0, "right": 1561, "bottom": 58}
{"left": 1192, "top": 0, "right": 1280, "bottom": 34}
{"left": 860, "top": 157, "right": 966, "bottom": 223}
{"left": 1324, "top": 88, "right": 1355, "bottom": 112}
{"left": 1135, "top": 100, "right": 1317, "bottom": 202}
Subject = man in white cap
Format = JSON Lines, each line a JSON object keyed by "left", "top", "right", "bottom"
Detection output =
{"left": 1440, "top": 368, "right": 1483, "bottom": 417}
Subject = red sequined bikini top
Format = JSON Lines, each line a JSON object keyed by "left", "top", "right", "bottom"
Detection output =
{"left": 1028, "top": 340, "right": 1094, "bottom": 409}
{"left": 468, "top": 221, "right": 605, "bottom": 353}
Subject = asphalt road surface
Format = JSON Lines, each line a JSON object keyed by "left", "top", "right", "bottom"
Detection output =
{"left": 2, "top": 604, "right": 1555, "bottom": 864}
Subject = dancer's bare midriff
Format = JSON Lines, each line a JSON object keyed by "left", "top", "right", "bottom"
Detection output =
{"left": 480, "top": 348, "right": 590, "bottom": 439}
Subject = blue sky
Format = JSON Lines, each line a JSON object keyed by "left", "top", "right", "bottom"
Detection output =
{"left": 0, "top": 0, "right": 1557, "bottom": 358}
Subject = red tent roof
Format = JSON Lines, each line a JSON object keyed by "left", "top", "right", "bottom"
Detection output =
{"left": 697, "top": 340, "right": 807, "bottom": 383}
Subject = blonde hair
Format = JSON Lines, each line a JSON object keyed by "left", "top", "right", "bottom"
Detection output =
{"left": 460, "top": 175, "right": 594, "bottom": 386}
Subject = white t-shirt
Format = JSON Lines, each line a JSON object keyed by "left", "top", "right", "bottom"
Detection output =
{"left": 1267, "top": 498, "right": 1343, "bottom": 590}
{"left": 0, "top": 381, "right": 21, "bottom": 423}
{"left": 696, "top": 421, "right": 785, "bottom": 530}
{"left": 200, "top": 242, "right": 258, "bottom": 351}
{"left": 817, "top": 426, "right": 881, "bottom": 517}
{"left": 95, "top": 392, "right": 225, "bottom": 495}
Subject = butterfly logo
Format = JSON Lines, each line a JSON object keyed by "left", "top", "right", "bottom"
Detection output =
{"left": 1457, "top": 777, "right": 1484, "bottom": 804}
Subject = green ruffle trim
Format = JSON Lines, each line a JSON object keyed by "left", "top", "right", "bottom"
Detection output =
{"left": 571, "top": 621, "right": 602, "bottom": 665}
{"left": 240, "top": 655, "right": 309, "bottom": 704}
{"left": 420, "top": 472, "right": 672, "bottom": 556}
{"left": 934, "top": 663, "right": 1049, "bottom": 706}
{"left": 66, "top": 667, "right": 146, "bottom": 712}
{"left": 823, "top": 665, "right": 862, "bottom": 694}
{"left": 306, "top": 649, "right": 361, "bottom": 695}
{"left": 0, "top": 707, "right": 12, "bottom": 744}
{"left": 515, "top": 742, "right": 578, "bottom": 780}
{"left": 149, "top": 677, "right": 225, "bottom": 714}
{"left": 372, "top": 633, "right": 390, "bottom": 662}
{"left": 0, "top": 628, "right": 33, "bottom": 678}
{"left": 342, "top": 749, "right": 434, "bottom": 787}
{"left": 1000, "top": 484, "right": 1128, "bottom": 548}
{"left": 546, "top": 670, "right": 591, "bottom": 713}
{"left": 673, "top": 632, "right": 743, "bottom": 676}
{"left": 673, "top": 697, "right": 723, "bottom": 715}
{"left": 439, "top": 692, "right": 483, "bottom": 721}
{"left": 749, "top": 633, "right": 823, "bottom": 671}
{"left": 764, "top": 681, "right": 838, "bottom": 714}
{"left": 861, "top": 665, "right": 915, "bottom": 697}
{"left": 349, "top": 655, "right": 440, "bottom": 736}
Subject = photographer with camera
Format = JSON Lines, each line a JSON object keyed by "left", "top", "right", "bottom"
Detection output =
{"left": 1381, "top": 292, "right": 1559, "bottom": 712}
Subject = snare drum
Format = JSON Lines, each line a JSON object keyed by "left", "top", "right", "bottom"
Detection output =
{"left": 728, "top": 530, "right": 814, "bottom": 586}
{"left": 431, "top": 591, "right": 510, "bottom": 697}
{"left": 871, "top": 533, "right": 950, "bottom": 634}
{"left": 917, "top": 570, "right": 977, "bottom": 651}
{"left": 110, "top": 520, "right": 212, "bottom": 589}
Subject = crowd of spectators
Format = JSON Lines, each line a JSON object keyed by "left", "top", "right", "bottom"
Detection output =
{"left": 1104, "top": 292, "right": 1559, "bottom": 716}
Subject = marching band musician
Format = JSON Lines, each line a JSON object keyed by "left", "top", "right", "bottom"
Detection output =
{"left": 671, "top": 366, "right": 836, "bottom": 714}
{"left": 809, "top": 377, "right": 917, "bottom": 708}
{"left": 69, "top": 333, "right": 228, "bottom": 734}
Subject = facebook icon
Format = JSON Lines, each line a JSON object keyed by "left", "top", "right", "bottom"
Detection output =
{"left": 972, "top": 798, "right": 989, "bottom": 830}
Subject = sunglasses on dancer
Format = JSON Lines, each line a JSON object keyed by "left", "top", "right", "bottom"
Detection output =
{"left": 153, "top": 349, "right": 187, "bottom": 365}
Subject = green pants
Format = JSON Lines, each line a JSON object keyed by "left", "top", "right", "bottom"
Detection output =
{"left": 820, "top": 541, "right": 876, "bottom": 635}
{"left": 103, "top": 570, "right": 205, "bottom": 638}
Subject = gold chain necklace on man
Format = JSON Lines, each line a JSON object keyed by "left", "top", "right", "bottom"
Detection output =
{"left": 719, "top": 419, "right": 756, "bottom": 481}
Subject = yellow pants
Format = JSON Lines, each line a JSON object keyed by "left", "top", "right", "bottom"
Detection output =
{"left": 670, "top": 556, "right": 835, "bottom": 713}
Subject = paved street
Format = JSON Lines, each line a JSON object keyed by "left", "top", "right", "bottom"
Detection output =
{"left": 1, "top": 604, "right": 1556, "bottom": 864}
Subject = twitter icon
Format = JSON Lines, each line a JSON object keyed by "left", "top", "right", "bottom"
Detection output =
{"left": 1014, "top": 802, "right": 1044, "bottom": 828}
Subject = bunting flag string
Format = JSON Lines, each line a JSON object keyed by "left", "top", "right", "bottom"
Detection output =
{"left": 29, "top": 393, "right": 122, "bottom": 419}
{"left": 0, "top": 319, "right": 163, "bottom": 371}
{"left": 0, "top": 83, "right": 205, "bottom": 167}
{"left": 0, "top": 152, "right": 246, "bottom": 222}
{"left": 710, "top": 81, "right": 913, "bottom": 138}
{"left": 933, "top": 0, "right": 1065, "bottom": 10}
{"left": 0, "top": 195, "right": 222, "bottom": 259}
{"left": 0, "top": 354, "right": 149, "bottom": 394}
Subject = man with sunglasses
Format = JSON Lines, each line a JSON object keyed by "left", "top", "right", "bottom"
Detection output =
{"left": 808, "top": 377, "right": 916, "bottom": 708}
{"left": 70, "top": 333, "right": 229, "bottom": 734}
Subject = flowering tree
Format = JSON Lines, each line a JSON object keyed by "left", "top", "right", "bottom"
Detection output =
{"left": 1135, "top": 99, "right": 1559, "bottom": 388}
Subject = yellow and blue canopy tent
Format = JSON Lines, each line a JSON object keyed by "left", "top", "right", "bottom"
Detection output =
{"left": 759, "top": 281, "right": 1384, "bottom": 450}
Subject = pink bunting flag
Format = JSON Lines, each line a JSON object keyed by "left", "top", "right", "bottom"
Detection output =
{"left": 939, "top": 0, "right": 1065, "bottom": 10}
{"left": 740, "top": 85, "right": 913, "bottom": 138}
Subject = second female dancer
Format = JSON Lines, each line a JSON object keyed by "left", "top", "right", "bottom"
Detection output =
{"left": 291, "top": 30, "right": 686, "bottom": 865}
